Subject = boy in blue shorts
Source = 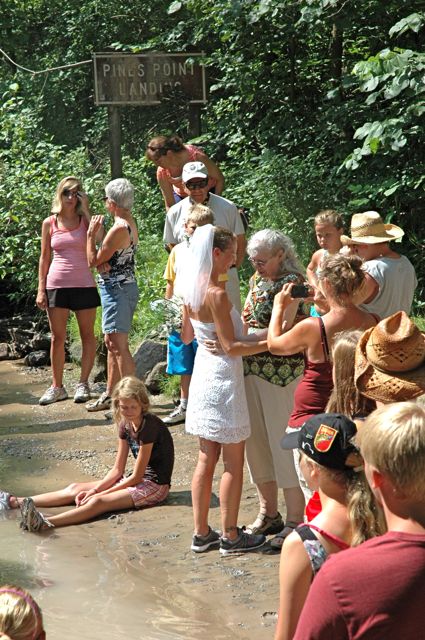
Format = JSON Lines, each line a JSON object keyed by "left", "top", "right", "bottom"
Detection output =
{"left": 163, "top": 204, "right": 215, "bottom": 424}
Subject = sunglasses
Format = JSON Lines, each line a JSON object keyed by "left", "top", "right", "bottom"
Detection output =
{"left": 63, "top": 189, "right": 79, "bottom": 197}
{"left": 185, "top": 179, "right": 208, "bottom": 190}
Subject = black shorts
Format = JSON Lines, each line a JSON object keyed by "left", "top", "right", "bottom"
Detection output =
{"left": 46, "top": 287, "right": 101, "bottom": 311}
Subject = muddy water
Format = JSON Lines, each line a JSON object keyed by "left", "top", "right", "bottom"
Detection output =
{"left": 0, "top": 361, "right": 280, "bottom": 639}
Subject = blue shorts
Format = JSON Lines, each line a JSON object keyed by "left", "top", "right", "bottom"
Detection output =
{"left": 100, "top": 281, "right": 139, "bottom": 334}
{"left": 167, "top": 330, "right": 198, "bottom": 375}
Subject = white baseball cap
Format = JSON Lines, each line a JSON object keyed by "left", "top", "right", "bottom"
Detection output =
{"left": 182, "top": 161, "right": 208, "bottom": 183}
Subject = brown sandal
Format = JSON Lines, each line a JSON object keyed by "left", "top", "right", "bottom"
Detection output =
{"left": 269, "top": 521, "right": 300, "bottom": 550}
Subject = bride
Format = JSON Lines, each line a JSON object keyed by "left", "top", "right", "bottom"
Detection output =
{"left": 181, "top": 225, "right": 267, "bottom": 555}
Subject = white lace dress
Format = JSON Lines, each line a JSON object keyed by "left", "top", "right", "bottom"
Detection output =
{"left": 185, "top": 308, "right": 251, "bottom": 444}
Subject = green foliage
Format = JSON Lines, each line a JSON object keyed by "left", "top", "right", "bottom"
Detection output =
{"left": 1, "top": 0, "right": 424, "bottom": 321}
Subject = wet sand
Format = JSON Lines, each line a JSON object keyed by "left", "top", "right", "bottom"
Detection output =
{"left": 0, "top": 361, "right": 281, "bottom": 639}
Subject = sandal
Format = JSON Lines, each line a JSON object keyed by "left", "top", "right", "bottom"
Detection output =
{"left": 246, "top": 512, "right": 284, "bottom": 536}
{"left": 269, "top": 521, "right": 300, "bottom": 551}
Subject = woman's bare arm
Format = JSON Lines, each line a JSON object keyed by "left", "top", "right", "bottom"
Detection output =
{"left": 36, "top": 218, "right": 52, "bottom": 310}
{"left": 209, "top": 288, "right": 267, "bottom": 356}
{"left": 275, "top": 532, "right": 313, "bottom": 640}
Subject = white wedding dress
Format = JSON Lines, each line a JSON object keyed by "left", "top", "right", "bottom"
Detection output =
{"left": 185, "top": 308, "right": 251, "bottom": 444}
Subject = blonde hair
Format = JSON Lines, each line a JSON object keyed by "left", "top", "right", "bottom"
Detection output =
{"left": 186, "top": 203, "right": 214, "bottom": 227}
{"left": 51, "top": 176, "right": 83, "bottom": 215}
{"left": 0, "top": 585, "right": 44, "bottom": 640}
{"left": 359, "top": 402, "right": 425, "bottom": 501}
{"left": 318, "top": 253, "right": 364, "bottom": 302}
{"left": 112, "top": 376, "right": 150, "bottom": 424}
{"left": 314, "top": 209, "right": 344, "bottom": 230}
{"left": 326, "top": 330, "right": 375, "bottom": 418}
{"left": 303, "top": 456, "right": 384, "bottom": 546}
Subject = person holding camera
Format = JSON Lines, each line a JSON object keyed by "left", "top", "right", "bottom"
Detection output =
{"left": 36, "top": 176, "right": 101, "bottom": 406}
{"left": 267, "top": 253, "right": 378, "bottom": 547}
{"left": 242, "top": 230, "right": 307, "bottom": 548}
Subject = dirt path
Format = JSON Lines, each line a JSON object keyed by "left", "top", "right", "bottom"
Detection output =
{"left": 0, "top": 360, "right": 280, "bottom": 639}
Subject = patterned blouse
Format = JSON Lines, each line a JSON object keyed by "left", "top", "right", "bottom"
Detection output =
{"left": 242, "top": 271, "right": 305, "bottom": 387}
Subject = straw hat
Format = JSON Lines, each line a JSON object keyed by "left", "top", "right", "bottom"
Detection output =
{"left": 341, "top": 211, "right": 404, "bottom": 245}
{"left": 355, "top": 311, "right": 425, "bottom": 403}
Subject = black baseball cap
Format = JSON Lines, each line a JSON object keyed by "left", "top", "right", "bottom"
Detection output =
{"left": 281, "top": 413, "right": 363, "bottom": 471}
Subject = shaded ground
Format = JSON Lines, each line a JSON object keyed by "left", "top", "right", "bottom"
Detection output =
{"left": 0, "top": 360, "right": 281, "bottom": 639}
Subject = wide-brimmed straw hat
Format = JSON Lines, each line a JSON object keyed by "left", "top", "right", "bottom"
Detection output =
{"left": 341, "top": 211, "right": 404, "bottom": 245}
{"left": 355, "top": 311, "right": 425, "bottom": 403}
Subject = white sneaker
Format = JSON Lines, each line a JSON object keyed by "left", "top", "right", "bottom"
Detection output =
{"left": 163, "top": 404, "right": 186, "bottom": 425}
{"left": 74, "top": 382, "right": 91, "bottom": 403}
{"left": 86, "top": 391, "right": 112, "bottom": 412}
{"left": 39, "top": 386, "right": 68, "bottom": 406}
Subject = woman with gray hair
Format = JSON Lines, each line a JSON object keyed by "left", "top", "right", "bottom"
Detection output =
{"left": 86, "top": 178, "right": 139, "bottom": 411}
{"left": 242, "top": 229, "right": 306, "bottom": 549}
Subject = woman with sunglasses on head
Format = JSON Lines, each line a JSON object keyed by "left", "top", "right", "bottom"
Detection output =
{"left": 145, "top": 134, "right": 224, "bottom": 211}
{"left": 36, "top": 176, "right": 101, "bottom": 406}
{"left": 242, "top": 230, "right": 307, "bottom": 549}
{"left": 267, "top": 254, "right": 379, "bottom": 547}
{"left": 86, "top": 179, "right": 139, "bottom": 413}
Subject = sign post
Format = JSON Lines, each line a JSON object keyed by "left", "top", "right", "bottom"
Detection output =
{"left": 93, "top": 52, "right": 207, "bottom": 176}
{"left": 107, "top": 106, "right": 122, "bottom": 179}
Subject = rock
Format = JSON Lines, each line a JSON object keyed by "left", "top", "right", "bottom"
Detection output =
{"left": 0, "top": 343, "right": 10, "bottom": 360}
{"left": 145, "top": 361, "right": 167, "bottom": 394}
{"left": 68, "top": 340, "right": 82, "bottom": 364}
{"left": 92, "top": 342, "right": 107, "bottom": 382}
{"left": 133, "top": 340, "right": 167, "bottom": 380}
{"left": 30, "top": 331, "right": 51, "bottom": 351}
{"left": 24, "top": 350, "right": 50, "bottom": 367}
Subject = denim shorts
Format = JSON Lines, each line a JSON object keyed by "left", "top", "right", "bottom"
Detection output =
{"left": 166, "top": 329, "right": 198, "bottom": 375}
{"left": 100, "top": 280, "right": 139, "bottom": 334}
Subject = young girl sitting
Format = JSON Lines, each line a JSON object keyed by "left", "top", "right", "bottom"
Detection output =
{"left": 306, "top": 210, "right": 344, "bottom": 316}
{"left": 1, "top": 377, "right": 174, "bottom": 532}
{"left": 274, "top": 413, "right": 384, "bottom": 640}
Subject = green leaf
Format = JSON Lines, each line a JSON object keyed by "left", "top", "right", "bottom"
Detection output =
{"left": 384, "top": 184, "right": 400, "bottom": 196}
{"left": 167, "top": 1, "right": 182, "bottom": 14}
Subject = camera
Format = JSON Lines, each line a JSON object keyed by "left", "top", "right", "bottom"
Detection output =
{"left": 291, "top": 284, "right": 310, "bottom": 299}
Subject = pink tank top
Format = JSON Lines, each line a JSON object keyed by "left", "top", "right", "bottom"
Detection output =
{"left": 46, "top": 215, "right": 96, "bottom": 289}
{"left": 156, "top": 144, "right": 218, "bottom": 198}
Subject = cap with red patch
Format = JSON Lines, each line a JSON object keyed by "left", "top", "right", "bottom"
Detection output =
{"left": 281, "top": 413, "right": 363, "bottom": 471}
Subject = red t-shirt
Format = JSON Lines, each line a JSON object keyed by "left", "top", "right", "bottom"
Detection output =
{"left": 294, "top": 531, "right": 425, "bottom": 639}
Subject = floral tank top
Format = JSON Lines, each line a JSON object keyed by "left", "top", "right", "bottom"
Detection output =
{"left": 242, "top": 272, "right": 306, "bottom": 387}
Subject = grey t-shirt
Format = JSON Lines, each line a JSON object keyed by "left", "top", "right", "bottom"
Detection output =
{"left": 163, "top": 193, "right": 245, "bottom": 244}
{"left": 361, "top": 255, "right": 417, "bottom": 318}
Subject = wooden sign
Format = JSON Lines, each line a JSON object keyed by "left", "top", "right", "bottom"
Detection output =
{"left": 93, "top": 52, "right": 207, "bottom": 106}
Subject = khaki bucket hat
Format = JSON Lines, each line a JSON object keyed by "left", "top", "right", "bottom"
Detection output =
{"left": 355, "top": 311, "right": 425, "bottom": 403}
{"left": 341, "top": 211, "right": 404, "bottom": 245}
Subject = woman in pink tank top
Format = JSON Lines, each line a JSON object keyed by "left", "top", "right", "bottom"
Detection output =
{"left": 36, "top": 176, "right": 101, "bottom": 406}
{"left": 145, "top": 134, "right": 224, "bottom": 210}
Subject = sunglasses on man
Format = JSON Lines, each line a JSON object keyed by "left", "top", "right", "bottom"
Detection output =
{"left": 185, "top": 179, "right": 208, "bottom": 190}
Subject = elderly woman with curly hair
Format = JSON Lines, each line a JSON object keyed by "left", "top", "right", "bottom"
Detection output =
{"left": 242, "top": 229, "right": 307, "bottom": 548}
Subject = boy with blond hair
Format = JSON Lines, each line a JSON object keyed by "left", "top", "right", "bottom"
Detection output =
{"left": 294, "top": 401, "right": 425, "bottom": 639}
{"left": 162, "top": 204, "right": 215, "bottom": 424}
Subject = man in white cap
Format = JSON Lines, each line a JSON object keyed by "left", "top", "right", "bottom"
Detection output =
{"left": 341, "top": 211, "right": 417, "bottom": 319}
{"left": 163, "top": 161, "right": 246, "bottom": 312}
